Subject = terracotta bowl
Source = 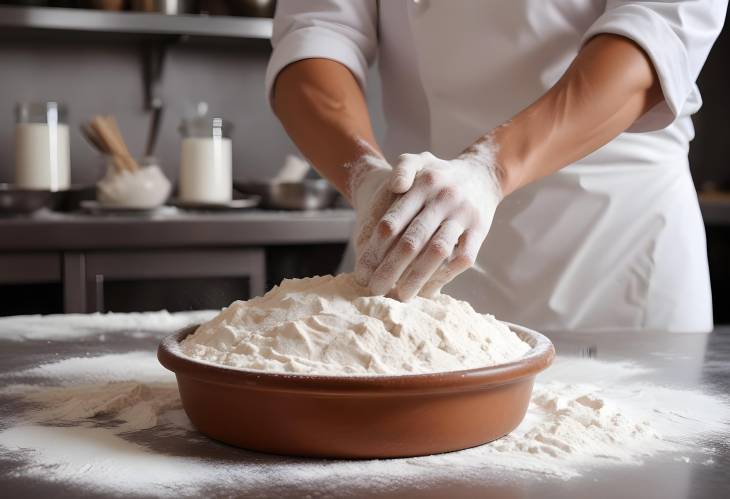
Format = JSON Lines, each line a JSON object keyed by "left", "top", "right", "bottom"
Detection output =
{"left": 158, "top": 323, "right": 554, "bottom": 459}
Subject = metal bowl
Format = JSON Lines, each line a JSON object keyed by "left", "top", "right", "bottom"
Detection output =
{"left": 0, "top": 184, "right": 54, "bottom": 215}
{"left": 158, "top": 323, "right": 554, "bottom": 458}
{"left": 0, "top": 184, "right": 96, "bottom": 215}
{"left": 234, "top": 179, "right": 339, "bottom": 210}
{"left": 129, "top": 0, "right": 195, "bottom": 14}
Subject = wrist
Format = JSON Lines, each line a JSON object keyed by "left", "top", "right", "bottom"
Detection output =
{"left": 347, "top": 154, "right": 391, "bottom": 208}
{"left": 343, "top": 137, "right": 389, "bottom": 204}
{"left": 458, "top": 133, "right": 506, "bottom": 200}
{"left": 462, "top": 124, "right": 529, "bottom": 197}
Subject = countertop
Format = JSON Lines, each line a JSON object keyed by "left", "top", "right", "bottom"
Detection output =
{"left": 0, "top": 193, "right": 724, "bottom": 252}
{"left": 0, "top": 208, "right": 356, "bottom": 250}
{"left": 0, "top": 314, "right": 728, "bottom": 499}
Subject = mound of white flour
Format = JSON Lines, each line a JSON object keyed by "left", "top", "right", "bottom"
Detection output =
{"left": 181, "top": 273, "right": 530, "bottom": 375}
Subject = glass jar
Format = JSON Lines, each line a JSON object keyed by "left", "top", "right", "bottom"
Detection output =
{"left": 14, "top": 102, "right": 71, "bottom": 191}
{"left": 178, "top": 115, "right": 233, "bottom": 204}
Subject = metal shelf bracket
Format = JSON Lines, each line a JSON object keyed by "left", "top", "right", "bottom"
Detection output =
{"left": 142, "top": 42, "right": 170, "bottom": 111}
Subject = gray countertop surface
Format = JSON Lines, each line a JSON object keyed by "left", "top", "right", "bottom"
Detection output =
{"left": 0, "top": 195, "right": 724, "bottom": 253}
{"left": 0, "top": 208, "right": 356, "bottom": 250}
{"left": 0, "top": 315, "right": 727, "bottom": 499}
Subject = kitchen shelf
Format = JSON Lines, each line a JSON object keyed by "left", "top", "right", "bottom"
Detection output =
{"left": 0, "top": 5, "right": 273, "bottom": 43}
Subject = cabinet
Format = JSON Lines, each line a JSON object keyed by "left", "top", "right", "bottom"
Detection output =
{"left": 65, "top": 248, "right": 264, "bottom": 313}
{"left": 0, "top": 248, "right": 263, "bottom": 314}
{"left": 0, "top": 209, "right": 355, "bottom": 316}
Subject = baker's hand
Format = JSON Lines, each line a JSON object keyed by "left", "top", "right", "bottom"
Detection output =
{"left": 349, "top": 154, "right": 398, "bottom": 260}
{"left": 354, "top": 145, "right": 503, "bottom": 300}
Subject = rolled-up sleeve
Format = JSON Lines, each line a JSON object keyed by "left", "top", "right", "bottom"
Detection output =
{"left": 265, "top": 0, "right": 378, "bottom": 103}
{"left": 582, "top": 0, "right": 728, "bottom": 132}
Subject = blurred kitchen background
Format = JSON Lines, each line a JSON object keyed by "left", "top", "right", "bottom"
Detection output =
{"left": 0, "top": 1, "right": 727, "bottom": 324}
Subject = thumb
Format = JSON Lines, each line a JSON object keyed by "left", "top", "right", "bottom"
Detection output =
{"left": 389, "top": 153, "right": 423, "bottom": 194}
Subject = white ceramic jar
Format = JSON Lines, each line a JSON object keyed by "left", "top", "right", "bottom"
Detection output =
{"left": 179, "top": 116, "right": 233, "bottom": 204}
{"left": 15, "top": 102, "right": 71, "bottom": 191}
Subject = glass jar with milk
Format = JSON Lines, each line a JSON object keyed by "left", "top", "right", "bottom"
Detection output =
{"left": 15, "top": 102, "right": 71, "bottom": 191}
{"left": 178, "top": 115, "right": 233, "bottom": 204}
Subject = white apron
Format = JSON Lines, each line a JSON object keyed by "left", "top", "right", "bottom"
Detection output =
{"left": 353, "top": 0, "right": 713, "bottom": 332}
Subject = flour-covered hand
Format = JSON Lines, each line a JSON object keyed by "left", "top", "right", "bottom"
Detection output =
{"left": 355, "top": 142, "right": 503, "bottom": 300}
{"left": 349, "top": 154, "right": 397, "bottom": 260}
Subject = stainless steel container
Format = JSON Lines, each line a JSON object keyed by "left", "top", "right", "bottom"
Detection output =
{"left": 226, "top": 0, "right": 276, "bottom": 17}
{"left": 130, "top": 0, "right": 195, "bottom": 14}
{"left": 234, "top": 179, "right": 338, "bottom": 210}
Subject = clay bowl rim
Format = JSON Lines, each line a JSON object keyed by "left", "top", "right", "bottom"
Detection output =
{"left": 158, "top": 323, "right": 555, "bottom": 396}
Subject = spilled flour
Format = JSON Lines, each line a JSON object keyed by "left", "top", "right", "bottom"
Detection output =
{"left": 1, "top": 334, "right": 729, "bottom": 497}
{"left": 0, "top": 310, "right": 215, "bottom": 342}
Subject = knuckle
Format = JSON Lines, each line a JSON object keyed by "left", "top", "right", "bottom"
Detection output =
{"left": 419, "top": 169, "right": 440, "bottom": 187}
{"left": 437, "top": 186, "right": 459, "bottom": 204}
{"left": 399, "top": 236, "right": 419, "bottom": 255}
{"left": 428, "top": 240, "right": 451, "bottom": 259}
{"left": 377, "top": 217, "right": 396, "bottom": 238}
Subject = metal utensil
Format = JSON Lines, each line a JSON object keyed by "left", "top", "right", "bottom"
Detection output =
{"left": 144, "top": 105, "right": 163, "bottom": 159}
{"left": 233, "top": 179, "right": 338, "bottom": 210}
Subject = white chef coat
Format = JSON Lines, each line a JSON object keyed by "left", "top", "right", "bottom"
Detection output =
{"left": 265, "top": 0, "right": 727, "bottom": 332}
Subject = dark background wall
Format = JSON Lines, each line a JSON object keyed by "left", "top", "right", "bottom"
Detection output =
{"left": 0, "top": 39, "right": 386, "bottom": 186}
{"left": 690, "top": 17, "right": 730, "bottom": 191}
{"left": 0, "top": 18, "right": 726, "bottom": 189}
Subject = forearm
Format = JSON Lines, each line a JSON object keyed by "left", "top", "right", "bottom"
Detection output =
{"left": 467, "top": 34, "right": 664, "bottom": 196}
{"left": 272, "top": 58, "right": 382, "bottom": 199}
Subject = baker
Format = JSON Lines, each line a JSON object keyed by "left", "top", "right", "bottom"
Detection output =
{"left": 265, "top": 1, "right": 726, "bottom": 333}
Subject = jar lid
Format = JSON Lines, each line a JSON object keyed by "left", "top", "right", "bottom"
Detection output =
{"left": 16, "top": 102, "right": 68, "bottom": 124}
{"left": 178, "top": 115, "right": 233, "bottom": 138}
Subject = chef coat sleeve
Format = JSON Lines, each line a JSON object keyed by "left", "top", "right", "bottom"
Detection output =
{"left": 581, "top": 0, "right": 728, "bottom": 132}
{"left": 265, "top": 0, "right": 378, "bottom": 103}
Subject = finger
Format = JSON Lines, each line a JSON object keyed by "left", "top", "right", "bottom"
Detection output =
{"left": 354, "top": 186, "right": 430, "bottom": 286}
{"left": 369, "top": 203, "right": 446, "bottom": 296}
{"left": 389, "top": 153, "right": 429, "bottom": 194}
{"left": 394, "top": 220, "right": 464, "bottom": 301}
{"left": 420, "top": 228, "right": 485, "bottom": 298}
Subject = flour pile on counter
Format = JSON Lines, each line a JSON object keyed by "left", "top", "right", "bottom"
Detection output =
{"left": 181, "top": 273, "right": 530, "bottom": 375}
{"left": 0, "top": 310, "right": 215, "bottom": 342}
